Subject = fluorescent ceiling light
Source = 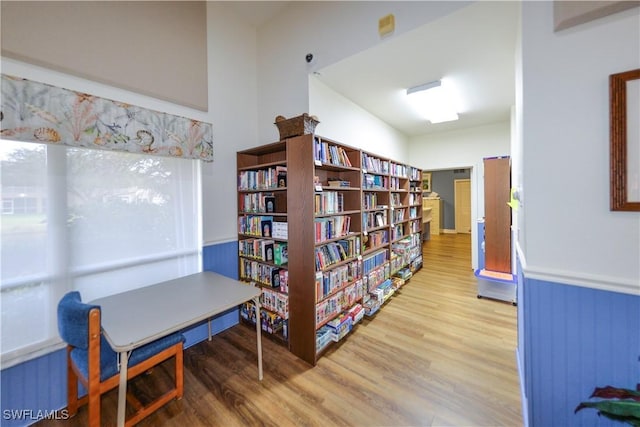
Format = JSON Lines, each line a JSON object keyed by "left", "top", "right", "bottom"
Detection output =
{"left": 406, "top": 79, "right": 459, "bottom": 124}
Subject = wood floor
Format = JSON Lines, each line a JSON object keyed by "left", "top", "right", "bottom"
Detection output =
{"left": 39, "top": 233, "right": 521, "bottom": 427}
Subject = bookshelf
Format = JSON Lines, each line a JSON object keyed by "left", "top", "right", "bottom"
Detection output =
{"left": 237, "top": 134, "right": 422, "bottom": 365}
{"left": 237, "top": 141, "right": 289, "bottom": 341}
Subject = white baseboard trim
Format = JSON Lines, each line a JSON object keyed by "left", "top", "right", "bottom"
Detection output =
{"left": 515, "top": 240, "right": 638, "bottom": 296}
{"left": 203, "top": 237, "right": 237, "bottom": 247}
{"left": 523, "top": 265, "right": 639, "bottom": 296}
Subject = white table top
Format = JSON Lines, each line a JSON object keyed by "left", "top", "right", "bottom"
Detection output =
{"left": 91, "top": 271, "right": 261, "bottom": 352}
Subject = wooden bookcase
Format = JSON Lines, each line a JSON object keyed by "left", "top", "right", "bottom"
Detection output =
{"left": 237, "top": 134, "right": 422, "bottom": 365}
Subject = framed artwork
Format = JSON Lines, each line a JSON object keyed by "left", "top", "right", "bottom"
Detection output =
{"left": 610, "top": 68, "right": 640, "bottom": 211}
{"left": 422, "top": 172, "right": 432, "bottom": 192}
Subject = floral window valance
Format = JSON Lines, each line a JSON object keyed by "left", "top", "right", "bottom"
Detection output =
{"left": 0, "top": 74, "right": 213, "bottom": 161}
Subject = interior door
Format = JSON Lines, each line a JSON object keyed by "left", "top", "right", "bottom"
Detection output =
{"left": 483, "top": 157, "right": 511, "bottom": 273}
{"left": 454, "top": 179, "right": 471, "bottom": 233}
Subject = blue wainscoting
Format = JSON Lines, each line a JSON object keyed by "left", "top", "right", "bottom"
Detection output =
{"left": 0, "top": 241, "right": 239, "bottom": 427}
{"left": 523, "top": 277, "right": 640, "bottom": 426}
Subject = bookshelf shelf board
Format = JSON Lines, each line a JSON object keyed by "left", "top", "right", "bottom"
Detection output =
{"left": 320, "top": 186, "right": 360, "bottom": 191}
{"left": 391, "top": 236, "right": 410, "bottom": 244}
{"left": 314, "top": 232, "right": 361, "bottom": 246}
{"left": 314, "top": 209, "right": 360, "bottom": 218}
{"left": 364, "top": 225, "right": 389, "bottom": 233}
{"left": 238, "top": 254, "right": 288, "bottom": 268}
{"left": 238, "top": 186, "right": 287, "bottom": 193}
{"left": 317, "top": 255, "right": 361, "bottom": 272}
{"left": 316, "top": 279, "right": 363, "bottom": 304}
{"left": 362, "top": 246, "right": 389, "bottom": 257}
{"left": 238, "top": 233, "right": 288, "bottom": 242}
{"left": 316, "top": 163, "right": 361, "bottom": 172}
{"left": 239, "top": 211, "right": 288, "bottom": 217}
{"left": 237, "top": 160, "right": 286, "bottom": 171}
{"left": 315, "top": 299, "right": 363, "bottom": 329}
{"left": 363, "top": 206, "right": 389, "bottom": 213}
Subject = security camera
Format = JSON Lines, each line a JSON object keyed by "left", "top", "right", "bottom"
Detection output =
{"left": 305, "top": 53, "right": 314, "bottom": 64}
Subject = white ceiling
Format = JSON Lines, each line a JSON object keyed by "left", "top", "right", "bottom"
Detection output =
{"left": 228, "top": 1, "right": 519, "bottom": 138}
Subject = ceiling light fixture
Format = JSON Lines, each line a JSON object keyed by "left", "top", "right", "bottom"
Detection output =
{"left": 406, "top": 79, "right": 459, "bottom": 124}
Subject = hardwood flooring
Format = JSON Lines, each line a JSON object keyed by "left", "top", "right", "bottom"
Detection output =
{"left": 39, "top": 233, "right": 521, "bottom": 427}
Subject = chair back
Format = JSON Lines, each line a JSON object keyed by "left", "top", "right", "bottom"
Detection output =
{"left": 57, "top": 291, "right": 99, "bottom": 350}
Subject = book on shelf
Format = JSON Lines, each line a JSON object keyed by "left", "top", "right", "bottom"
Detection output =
{"left": 274, "top": 242, "right": 288, "bottom": 265}
{"left": 327, "top": 179, "right": 351, "bottom": 187}
{"left": 261, "top": 219, "right": 272, "bottom": 237}
{"left": 272, "top": 221, "right": 288, "bottom": 239}
{"left": 277, "top": 167, "right": 287, "bottom": 187}
{"left": 265, "top": 195, "right": 276, "bottom": 213}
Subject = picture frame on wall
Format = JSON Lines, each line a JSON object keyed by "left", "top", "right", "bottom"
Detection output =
{"left": 422, "top": 171, "right": 432, "bottom": 192}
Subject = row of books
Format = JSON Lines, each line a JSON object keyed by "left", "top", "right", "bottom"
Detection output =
{"left": 316, "top": 303, "right": 364, "bottom": 353}
{"left": 391, "top": 223, "right": 407, "bottom": 241}
{"left": 241, "top": 301, "right": 287, "bottom": 337}
{"left": 390, "top": 253, "right": 407, "bottom": 275}
{"left": 390, "top": 193, "right": 403, "bottom": 207}
{"left": 363, "top": 173, "right": 389, "bottom": 190}
{"left": 392, "top": 208, "right": 406, "bottom": 223}
{"left": 261, "top": 287, "right": 289, "bottom": 318}
{"left": 239, "top": 192, "right": 277, "bottom": 213}
{"left": 363, "top": 210, "right": 387, "bottom": 231}
{"left": 239, "top": 259, "right": 281, "bottom": 288}
{"left": 389, "top": 176, "right": 407, "bottom": 190}
{"left": 363, "top": 262, "right": 390, "bottom": 291}
{"left": 362, "top": 248, "right": 388, "bottom": 275}
{"left": 410, "top": 167, "right": 421, "bottom": 181}
{"left": 314, "top": 215, "right": 351, "bottom": 243}
{"left": 362, "top": 153, "right": 390, "bottom": 174}
{"left": 315, "top": 259, "right": 362, "bottom": 302}
{"left": 315, "top": 279, "right": 365, "bottom": 327}
{"left": 363, "top": 229, "right": 388, "bottom": 251}
{"left": 314, "top": 191, "right": 344, "bottom": 215}
{"left": 238, "top": 238, "right": 274, "bottom": 262}
{"left": 238, "top": 166, "right": 287, "bottom": 191}
{"left": 314, "top": 138, "right": 353, "bottom": 167}
{"left": 389, "top": 162, "right": 409, "bottom": 178}
{"left": 409, "top": 193, "right": 421, "bottom": 205}
{"left": 314, "top": 236, "right": 360, "bottom": 271}
{"left": 238, "top": 215, "right": 273, "bottom": 237}
{"left": 362, "top": 192, "right": 380, "bottom": 210}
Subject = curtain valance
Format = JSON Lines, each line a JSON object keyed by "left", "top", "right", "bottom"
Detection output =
{"left": 0, "top": 74, "right": 213, "bottom": 161}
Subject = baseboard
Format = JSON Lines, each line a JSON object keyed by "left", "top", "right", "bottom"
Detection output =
{"left": 442, "top": 229, "right": 457, "bottom": 234}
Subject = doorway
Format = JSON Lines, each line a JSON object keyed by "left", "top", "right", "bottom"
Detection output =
{"left": 455, "top": 179, "right": 471, "bottom": 233}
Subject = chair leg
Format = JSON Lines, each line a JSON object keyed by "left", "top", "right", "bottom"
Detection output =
{"left": 176, "top": 343, "right": 184, "bottom": 399}
{"left": 66, "top": 347, "right": 79, "bottom": 417}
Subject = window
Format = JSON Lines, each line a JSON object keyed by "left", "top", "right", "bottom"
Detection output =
{"left": 0, "top": 140, "right": 202, "bottom": 367}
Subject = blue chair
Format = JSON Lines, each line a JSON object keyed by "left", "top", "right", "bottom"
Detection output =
{"left": 57, "top": 291, "right": 185, "bottom": 426}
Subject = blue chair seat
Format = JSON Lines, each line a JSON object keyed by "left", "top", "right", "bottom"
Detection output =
{"left": 70, "top": 332, "right": 185, "bottom": 382}
{"left": 58, "top": 291, "right": 185, "bottom": 426}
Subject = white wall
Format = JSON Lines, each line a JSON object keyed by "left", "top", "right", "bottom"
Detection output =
{"left": 409, "top": 121, "right": 510, "bottom": 171}
{"left": 256, "top": 1, "right": 471, "bottom": 144}
{"left": 201, "top": 2, "right": 259, "bottom": 244}
{"left": 309, "top": 76, "right": 409, "bottom": 161}
{"left": 409, "top": 120, "right": 511, "bottom": 270}
{"left": 521, "top": 2, "right": 640, "bottom": 294}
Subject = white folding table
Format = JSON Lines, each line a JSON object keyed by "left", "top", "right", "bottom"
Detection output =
{"left": 91, "top": 271, "right": 263, "bottom": 427}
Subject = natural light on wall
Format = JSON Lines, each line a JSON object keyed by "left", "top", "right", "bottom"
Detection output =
{"left": 406, "top": 79, "right": 459, "bottom": 124}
